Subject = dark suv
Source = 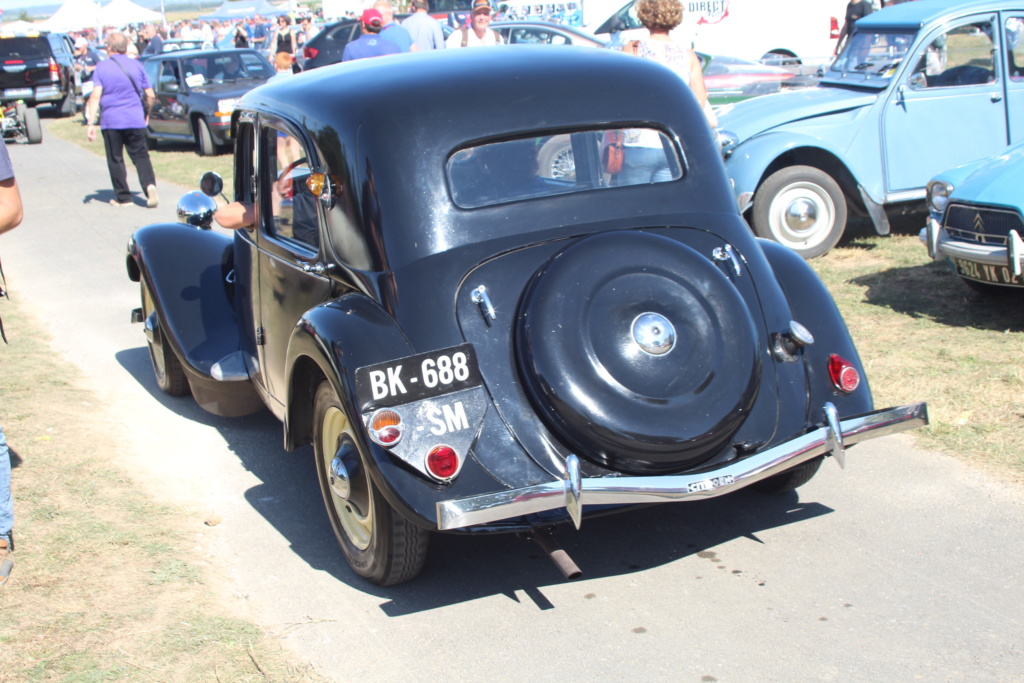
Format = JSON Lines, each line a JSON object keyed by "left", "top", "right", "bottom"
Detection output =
{"left": 0, "top": 31, "right": 77, "bottom": 116}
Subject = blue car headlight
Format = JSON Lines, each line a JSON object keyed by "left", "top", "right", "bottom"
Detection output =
{"left": 926, "top": 180, "right": 953, "bottom": 215}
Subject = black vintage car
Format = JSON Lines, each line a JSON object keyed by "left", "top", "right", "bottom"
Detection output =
{"left": 140, "top": 48, "right": 274, "bottom": 156}
{"left": 126, "top": 47, "right": 927, "bottom": 585}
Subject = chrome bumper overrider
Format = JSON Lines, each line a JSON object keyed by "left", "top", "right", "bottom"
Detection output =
{"left": 436, "top": 402, "right": 928, "bottom": 531}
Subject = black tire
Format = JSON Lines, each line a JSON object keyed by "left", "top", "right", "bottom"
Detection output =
{"left": 751, "top": 165, "right": 847, "bottom": 259}
{"left": 754, "top": 456, "right": 823, "bottom": 493}
{"left": 140, "top": 280, "right": 189, "bottom": 396}
{"left": 14, "top": 102, "right": 27, "bottom": 121}
{"left": 537, "top": 135, "right": 575, "bottom": 180}
{"left": 23, "top": 108, "right": 42, "bottom": 145}
{"left": 312, "top": 381, "right": 428, "bottom": 586}
{"left": 58, "top": 90, "right": 76, "bottom": 117}
{"left": 195, "top": 117, "right": 217, "bottom": 156}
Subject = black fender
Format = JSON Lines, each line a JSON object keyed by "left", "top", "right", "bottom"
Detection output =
{"left": 759, "top": 239, "right": 874, "bottom": 419}
{"left": 284, "top": 294, "right": 519, "bottom": 530}
{"left": 127, "top": 224, "right": 261, "bottom": 416}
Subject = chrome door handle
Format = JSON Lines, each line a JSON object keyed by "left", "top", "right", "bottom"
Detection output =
{"left": 301, "top": 262, "right": 327, "bottom": 275}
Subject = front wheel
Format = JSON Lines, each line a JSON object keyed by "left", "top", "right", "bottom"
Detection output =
{"left": 140, "top": 280, "right": 188, "bottom": 396}
{"left": 751, "top": 165, "right": 847, "bottom": 259}
{"left": 23, "top": 108, "right": 42, "bottom": 144}
{"left": 312, "top": 381, "right": 428, "bottom": 585}
{"left": 195, "top": 117, "right": 217, "bottom": 157}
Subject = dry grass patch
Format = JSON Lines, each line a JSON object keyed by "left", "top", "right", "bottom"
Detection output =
{"left": 0, "top": 302, "right": 324, "bottom": 682}
{"left": 813, "top": 232, "right": 1024, "bottom": 480}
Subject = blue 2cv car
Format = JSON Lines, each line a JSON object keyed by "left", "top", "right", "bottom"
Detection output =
{"left": 126, "top": 47, "right": 927, "bottom": 585}
{"left": 717, "top": 0, "right": 1024, "bottom": 258}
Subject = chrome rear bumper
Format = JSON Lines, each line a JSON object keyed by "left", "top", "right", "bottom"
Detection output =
{"left": 436, "top": 402, "right": 928, "bottom": 531}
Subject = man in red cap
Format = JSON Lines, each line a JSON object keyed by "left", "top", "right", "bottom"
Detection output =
{"left": 446, "top": 0, "right": 505, "bottom": 47}
{"left": 342, "top": 8, "right": 402, "bottom": 61}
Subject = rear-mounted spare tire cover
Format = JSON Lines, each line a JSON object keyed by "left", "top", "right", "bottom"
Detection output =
{"left": 515, "top": 230, "right": 760, "bottom": 474}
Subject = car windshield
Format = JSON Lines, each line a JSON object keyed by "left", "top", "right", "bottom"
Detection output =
{"left": 447, "top": 127, "right": 683, "bottom": 209}
{"left": 184, "top": 53, "right": 273, "bottom": 83}
{"left": 829, "top": 31, "right": 916, "bottom": 80}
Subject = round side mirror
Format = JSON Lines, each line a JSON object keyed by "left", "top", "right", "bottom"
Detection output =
{"left": 177, "top": 190, "right": 218, "bottom": 229}
{"left": 200, "top": 171, "right": 224, "bottom": 197}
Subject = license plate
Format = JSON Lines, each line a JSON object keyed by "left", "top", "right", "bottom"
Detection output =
{"left": 355, "top": 343, "right": 483, "bottom": 411}
{"left": 953, "top": 258, "right": 1024, "bottom": 287}
{"left": 3, "top": 88, "right": 32, "bottom": 98}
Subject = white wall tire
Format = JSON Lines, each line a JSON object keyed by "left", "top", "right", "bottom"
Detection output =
{"left": 752, "top": 165, "right": 847, "bottom": 259}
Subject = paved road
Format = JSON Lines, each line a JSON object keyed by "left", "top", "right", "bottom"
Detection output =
{"left": 4, "top": 130, "right": 1023, "bottom": 681}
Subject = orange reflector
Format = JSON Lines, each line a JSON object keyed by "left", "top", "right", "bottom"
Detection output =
{"left": 306, "top": 173, "right": 326, "bottom": 197}
{"left": 828, "top": 354, "right": 860, "bottom": 393}
{"left": 426, "top": 445, "right": 459, "bottom": 480}
{"left": 369, "top": 409, "right": 403, "bottom": 447}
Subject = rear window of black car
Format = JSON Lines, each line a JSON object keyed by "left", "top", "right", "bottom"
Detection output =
{"left": 447, "top": 127, "right": 683, "bottom": 209}
{"left": 0, "top": 37, "right": 51, "bottom": 60}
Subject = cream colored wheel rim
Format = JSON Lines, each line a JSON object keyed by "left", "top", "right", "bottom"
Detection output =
{"left": 321, "top": 406, "right": 373, "bottom": 551}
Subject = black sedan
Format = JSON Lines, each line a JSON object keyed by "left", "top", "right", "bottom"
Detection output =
{"left": 141, "top": 48, "right": 274, "bottom": 156}
{"left": 127, "top": 47, "right": 926, "bottom": 585}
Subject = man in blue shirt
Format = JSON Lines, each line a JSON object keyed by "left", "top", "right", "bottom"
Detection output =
{"left": 402, "top": 0, "right": 445, "bottom": 51}
{"left": 373, "top": 0, "right": 416, "bottom": 52}
{"left": 249, "top": 14, "right": 269, "bottom": 50}
{"left": 140, "top": 24, "right": 163, "bottom": 55}
{"left": 342, "top": 9, "right": 402, "bottom": 61}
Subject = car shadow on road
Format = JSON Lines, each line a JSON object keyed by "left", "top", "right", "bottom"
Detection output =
{"left": 116, "top": 345, "right": 835, "bottom": 612}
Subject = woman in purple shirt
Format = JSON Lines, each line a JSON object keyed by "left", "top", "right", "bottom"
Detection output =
{"left": 85, "top": 32, "right": 159, "bottom": 208}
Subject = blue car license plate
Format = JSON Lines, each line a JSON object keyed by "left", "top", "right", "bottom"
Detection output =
{"left": 954, "top": 257, "right": 1024, "bottom": 287}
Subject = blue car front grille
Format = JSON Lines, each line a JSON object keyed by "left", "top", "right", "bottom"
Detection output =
{"left": 943, "top": 203, "right": 1024, "bottom": 246}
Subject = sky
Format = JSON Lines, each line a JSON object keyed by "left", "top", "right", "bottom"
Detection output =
{"left": 1, "top": 0, "right": 63, "bottom": 11}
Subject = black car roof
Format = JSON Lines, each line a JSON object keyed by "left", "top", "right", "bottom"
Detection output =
{"left": 243, "top": 46, "right": 736, "bottom": 269}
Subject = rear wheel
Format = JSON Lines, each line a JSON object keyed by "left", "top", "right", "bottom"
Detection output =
{"left": 754, "top": 456, "right": 823, "bottom": 493}
{"left": 752, "top": 165, "right": 847, "bottom": 259}
{"left": 195, "top": 117, "right": 217, "bottom": 156}
{"left": 140, "top": 280, "right": 188, "bottom": 396}
{"left": 23, "top": 108, "right": 42, "bottom": 144}
{"left": 312, "top": 381, "right": 428, "bottom": 585}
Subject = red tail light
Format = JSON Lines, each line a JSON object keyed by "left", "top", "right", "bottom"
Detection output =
{"left": 49, "top": 57, "right": 59, "bottom": 82}
{"left": 303, "top": 46, "right": 318, "bottom": 60}
{"left": 426, "top": 445, "right": 459, "bottom": 480}
{"left": 830, "top": 17, "right": 839, "bottom": 39}
{"left": 828, "top": 354, "right": 860, "bottom": 393}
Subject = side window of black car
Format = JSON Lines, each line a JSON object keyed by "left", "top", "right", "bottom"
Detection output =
{"left": 261, "top": 125, "right": 320, "bottom": 251}
{"left": 234, "top": 121, "right": 255, "bottom": 204}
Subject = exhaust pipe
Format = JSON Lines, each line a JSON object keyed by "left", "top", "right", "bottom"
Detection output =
{"left": 530, "top": 528, "right": 582, "bottom": 581}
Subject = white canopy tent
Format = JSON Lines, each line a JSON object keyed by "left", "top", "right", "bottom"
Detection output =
{"left": 36, "top": 0, "right": 99, "bottom": 32}
{"left": 1, "top": 20, "right": 43, "bottom": 32}
{"left": 98, "top": 0, "right": 162, "bottom": 26}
